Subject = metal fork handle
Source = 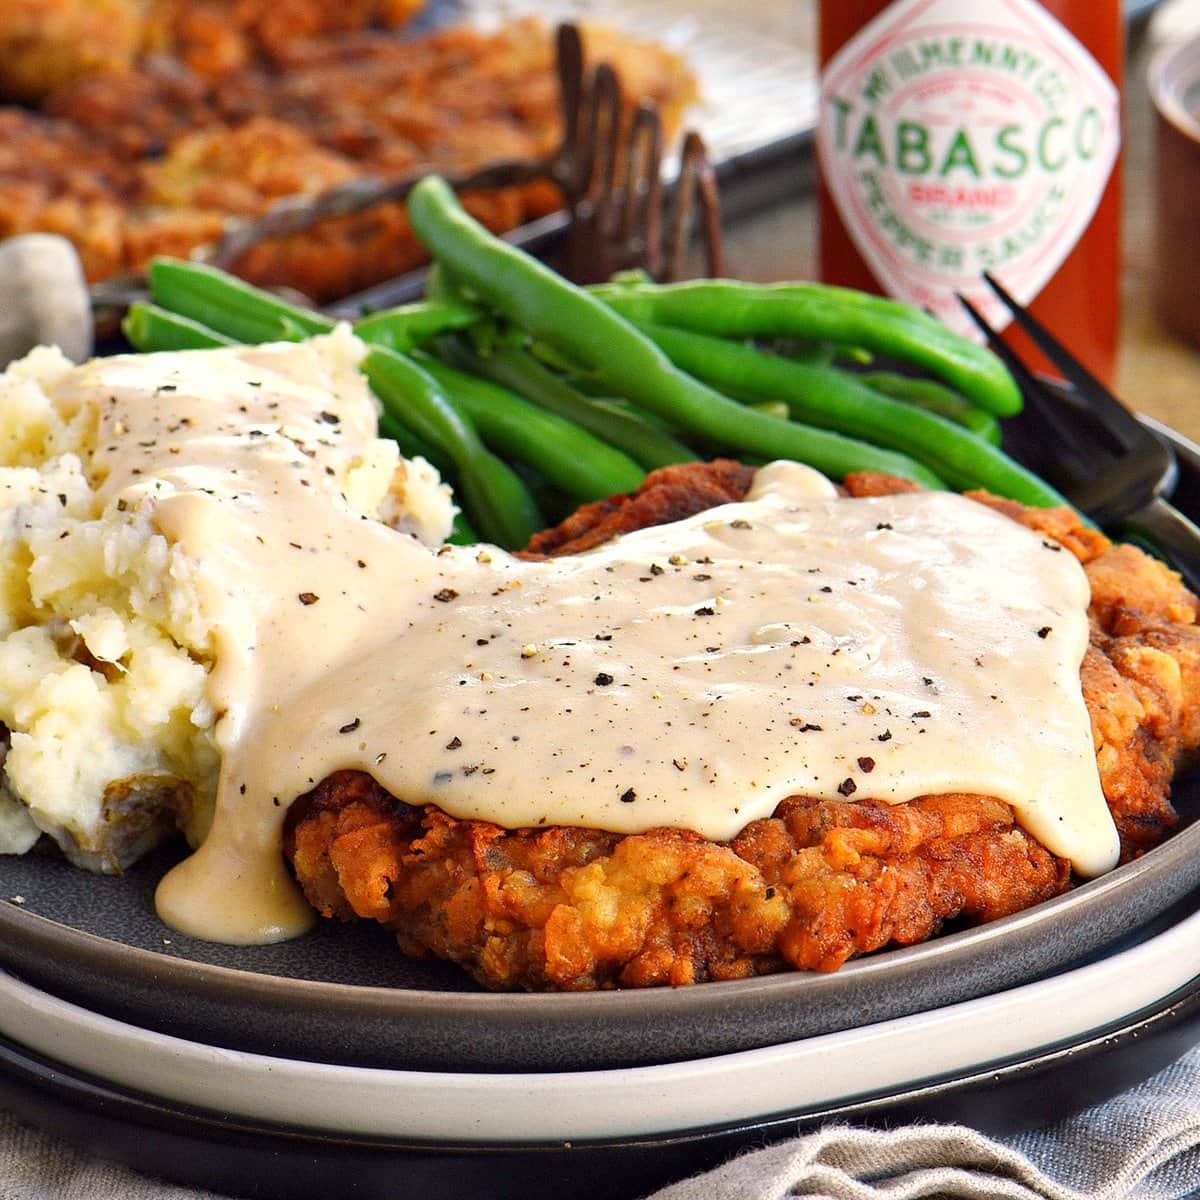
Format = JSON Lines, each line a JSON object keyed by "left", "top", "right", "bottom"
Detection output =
{"left": 1117, "top": 495, "right": 1200, "bottom": 598}
{"left": 206, "top": 160, "right": 548, "bottom": 272}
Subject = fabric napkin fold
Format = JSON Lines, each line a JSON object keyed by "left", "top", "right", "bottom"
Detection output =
{"left": 650, "top": 1042, "right": 1200, "bottom": 1200}
{"left": 5, "top": 1039, "right": 1200, "bottom": 1199}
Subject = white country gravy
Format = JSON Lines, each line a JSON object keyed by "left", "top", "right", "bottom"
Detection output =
{"left": 70, "top": 339, "right": 1118, "bottom": 944}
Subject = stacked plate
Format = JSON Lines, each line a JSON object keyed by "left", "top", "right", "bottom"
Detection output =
{"left": 3, "top": 779, "right": 1200, "bottom": 1198}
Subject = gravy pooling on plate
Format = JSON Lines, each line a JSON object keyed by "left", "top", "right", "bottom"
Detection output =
{"left": 19, "top": 335, "right": 1119, "bottom": 944}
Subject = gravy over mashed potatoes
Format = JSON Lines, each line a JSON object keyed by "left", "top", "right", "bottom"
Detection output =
{"left": 0, "top": 328, "right": 453, "bottom": 874}
{"left": 0, "top": 332, "right": 1118, "bottom": 947}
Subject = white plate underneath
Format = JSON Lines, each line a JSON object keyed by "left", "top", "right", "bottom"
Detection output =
{"left": 3, "top": 896, "right": 1200, "bottom": 1145}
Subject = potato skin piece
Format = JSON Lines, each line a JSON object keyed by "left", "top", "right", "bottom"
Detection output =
{"left": 283, "top": 463, "right": 1200, "bottom": 990}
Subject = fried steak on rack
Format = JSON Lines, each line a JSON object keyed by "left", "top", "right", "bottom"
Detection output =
{"left": 0, "top": 11, "right": 695, "bottom": 300}
{"left": 283, "top": 463, "right": 1200, "bottom": 990}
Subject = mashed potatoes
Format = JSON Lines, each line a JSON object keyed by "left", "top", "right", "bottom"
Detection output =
{"left": 0, "top": 328, "right": 454, "bottom": 872}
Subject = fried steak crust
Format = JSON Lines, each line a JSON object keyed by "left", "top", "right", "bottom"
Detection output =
{"left": 284, "top": 462, "right": 1200, "bottom": 990}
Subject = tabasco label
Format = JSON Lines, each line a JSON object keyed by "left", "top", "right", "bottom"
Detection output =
{"left": 818, "top": 0, "right": 1120, "bottom": 338}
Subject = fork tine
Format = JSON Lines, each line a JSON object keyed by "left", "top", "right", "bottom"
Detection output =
{"left": 582, "top": 64, "right": 621, "bottom": 211}
{"left": 686, "top": 132, "right": 725, "bottom": 279}
{"left": 980, "top": 271, "right": 1143, "bottom": 448}
{"left": 956, "top": 293, "right": 1104, "bottom": 471}
{"left": 664, "top": 132, "right": 725, "bottom": 282}
{"left": 568, "top": 65, "right": 624, "bottom": 283}
{"left": 981, "top": 272, "right": 1098, "bottom": 390}
{"left": 959, "top": 287, "right": 1182, "bottom": 526}
{"left": 554, "top": 24, "right": 585, "bottom": 189}
{"left": 617, "top": 102, "right": 664, "bottom": 278}
{"left": 956, "top": 293, "right": 1056, "bottom": 413}
{"left": 588, "top": 65, "right": 625, "bottom": 260}
{"left": 550, "top": 22, "right": 725, "bottom": 286}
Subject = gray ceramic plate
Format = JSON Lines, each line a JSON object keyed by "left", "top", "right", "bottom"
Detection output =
{"left": 2, "top": 416, "right": 1199, "bottom": 1075}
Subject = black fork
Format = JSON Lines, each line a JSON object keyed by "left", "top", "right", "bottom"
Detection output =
{"left": 958, "top": 273, "right": 1200, "bottom": 595}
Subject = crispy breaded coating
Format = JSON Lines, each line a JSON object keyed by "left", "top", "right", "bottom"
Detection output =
{"left": 0, "top": 0, "right": 149, "bottom": 103}
{"left": 286, "top": 773, "right": 1068, "bottom": 989}
{"left": 523, "top": 460, "right": 757, "bottom": 558}
{"left": 284, "top": 463, "right": 1200, "bottom": 989}
{"left": 0, "top": 0, "right": 428, "bottom": 104}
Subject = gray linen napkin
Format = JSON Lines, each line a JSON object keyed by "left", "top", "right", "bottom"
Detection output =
{"left": 0, "top": 1107, "right": 227, "bottom": 1199}
{"left": 5, "top": 1042, "right": 1200, "bottom": 1200}
{"left": 650, "top": 1042, "right": 1200, "bottom": 1200}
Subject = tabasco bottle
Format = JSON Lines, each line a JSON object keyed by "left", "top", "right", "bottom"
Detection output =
{"left": 817, "top": 0, "right": 1123, "bottom": 383}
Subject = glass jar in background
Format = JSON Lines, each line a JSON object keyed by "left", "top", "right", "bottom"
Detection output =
{"left": 817, "top": 0, "right": 1124, "bottom": 384}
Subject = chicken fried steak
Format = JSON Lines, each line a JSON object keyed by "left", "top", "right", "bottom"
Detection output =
{"left": 284, "top": 463, "right": 1200, "bottom": 990}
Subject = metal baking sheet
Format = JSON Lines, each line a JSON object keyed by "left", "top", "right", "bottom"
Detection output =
{"left": 462, "top": 0, "right": 817, "bottom": 165}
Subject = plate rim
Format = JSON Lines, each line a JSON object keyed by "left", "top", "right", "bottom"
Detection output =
{"left": 3, "top": 416, "right": 1200, "bottom": 1072}
{"left": 5, "top": 968, "right": 1200, "bottom": 1200}
{"left": 4, "top": 804, "right": 1200, "bottom": 1024}
{"left": 4, "top": 889, "right": 1200, "bottom": 1144}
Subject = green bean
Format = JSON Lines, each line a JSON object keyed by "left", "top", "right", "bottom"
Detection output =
{"left": 353, "top": 301, "right": 482, "bottom": 353}
{"left": 589, "top": 395, "right": 749, "bottom": 464}
{"left": 435, "top": 334, "right": 698, "bottom": 472}
{"left": 516, "top": 332, "right": 943, "bottom": 487}
{"left": 412, "top": 352, "right": 644, "bottom": 502}
{"left": 558, "top": 372, "right": 613, "bottom": 398}
{"left": 857, "top": 371, "right": 1001, "bottom": 445}
{"left": 509, "top": 458, "right": 574, "bottom": 528}
{"left": 773, "top": 338, "right": 837, "bottom": 367}
{"left": 148, "top": 258, "right": 334, "bottom": 344}
{"left": 122, "top": 302, "right": 236, "bottom": 352}
{"left": 588, "top": 278, "right": 1023, "bottom": 418}
{"left": 424, "top": 262, "right": 460, "bottom": 304}
{"left": 361, "top": 347, "right": 542, "bottom": 549}
{"left": 589, "top": 396, "right": 683, "bottom": 436}
{"left": 406, "top": 177, "right": 945, "bottom": 489}
{"left": 376, "top": 410, "right": 455, "bottom": 478}
{"left": 147, "top": 261, "right": 478, "bottom": 358}
{"left": 524, "top": 338, "right": 591, "bottom": 377}
{"left": 636, "top": 322, "right": 1065, "bottom": 506}
{"left": 425, "top": 266, "right": 692, "bottom": 469}
{"left": 747, "top": 399, "right": 790, "bottom": 421}
{"left": 426, "top": 269, "right": 669, "bottom": 464}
